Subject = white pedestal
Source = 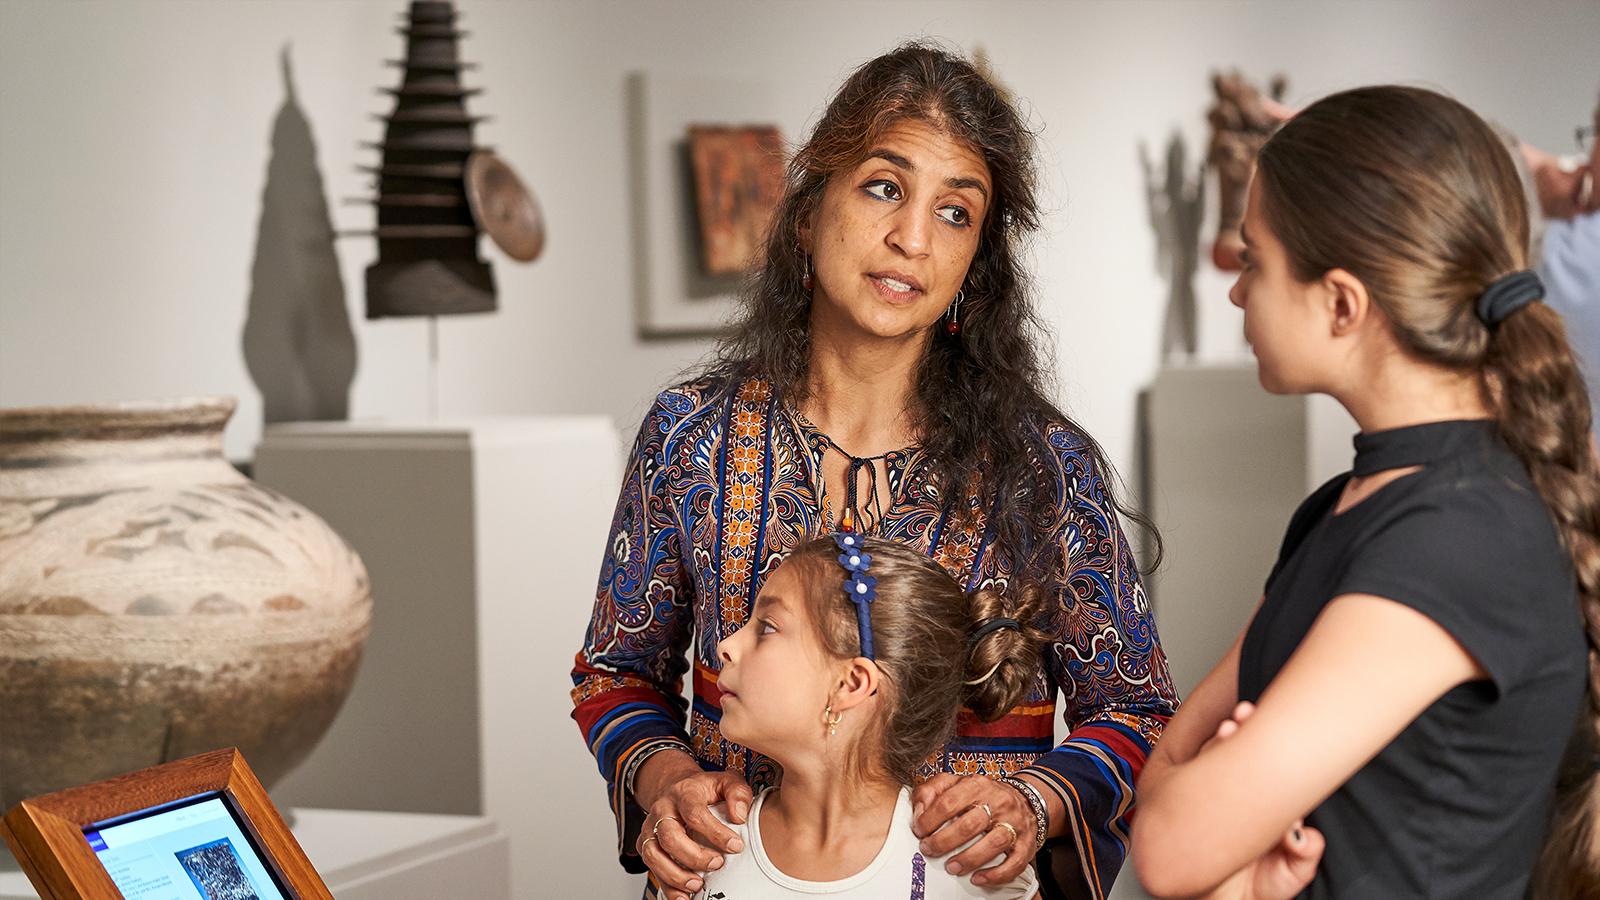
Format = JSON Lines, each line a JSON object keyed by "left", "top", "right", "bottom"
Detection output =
{"left": 1142, "top": 365, "right": 1356, "bottom": 697}
{"left": 252, "top": 417, "right": 644, "bottom": 900}
{"left": 1, "top": 809, "right": 509, "bottom": 900}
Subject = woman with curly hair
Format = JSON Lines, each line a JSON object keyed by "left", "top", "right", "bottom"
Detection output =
{"left": 572, "top": 42, "right": 1176, "bottom": 900}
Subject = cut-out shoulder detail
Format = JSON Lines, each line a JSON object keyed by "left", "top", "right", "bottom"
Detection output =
{"left": 1331, "top": 465, "right": 1424, "bottom": 517}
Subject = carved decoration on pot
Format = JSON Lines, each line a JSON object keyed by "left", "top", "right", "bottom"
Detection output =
{"left": 0, "top": 397, "right": 372, "bottom": 809}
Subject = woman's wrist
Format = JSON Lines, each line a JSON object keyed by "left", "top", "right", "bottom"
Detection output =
{"left": 999, "top": 774, "right": 1053, "bottom": 851}
{"left": 630, "top": 745, "right": 698, "bottom": 810}
{"left": 623, "top": 741, "right": 685, "bottom": 796}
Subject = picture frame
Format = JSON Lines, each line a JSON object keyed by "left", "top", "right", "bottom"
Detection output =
{"left": 627, "top": 71, "right": 804, "bottom": 337}
{"left": 1, "top": 748, "right": 330, "bottom": 899}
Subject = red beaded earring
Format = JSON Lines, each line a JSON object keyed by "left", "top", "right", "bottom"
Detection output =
{"left": 945, "top": 289, "right": 965, "bottom": 335}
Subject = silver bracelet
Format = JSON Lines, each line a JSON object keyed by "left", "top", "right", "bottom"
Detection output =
{"left": 998, "top": 775, "right": 1050, "bottom": 851}
{"left": 623, "top": 740, "right": 690, "bottom": 799}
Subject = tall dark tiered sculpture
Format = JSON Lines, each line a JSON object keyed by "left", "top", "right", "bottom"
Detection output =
{"left": 363, "top": 1, "right": 496, "bottom": 318}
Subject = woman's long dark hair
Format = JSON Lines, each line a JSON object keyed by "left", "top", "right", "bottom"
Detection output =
{"left": 699, "top": 41, "right": 1159, "bottom": 584}
{"left": 1257, "top": 85, "right": 1600, "bottom": 898}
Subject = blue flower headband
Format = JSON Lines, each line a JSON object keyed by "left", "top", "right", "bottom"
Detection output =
{"left": 833, "top": 532, "right": 877, "bottom": 659}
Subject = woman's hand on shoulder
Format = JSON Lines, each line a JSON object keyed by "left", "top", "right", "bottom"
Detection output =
{"left": 911, "top": 774, "right": 1040, "bottom": 888}
{"left": 634, "top": 750, "right": 754, "bottom": 900}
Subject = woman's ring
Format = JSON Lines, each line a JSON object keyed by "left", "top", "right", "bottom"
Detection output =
{"left": 978, "top": 802, "right": 993, "bottom": 823}
{"left": 995, "top": 821, "right": 1019, "bottom": 844}
{"left": 652, "top": 815, "right": 680, "bottom": 839}
{"left": 640, "top": 835, "right": 659, "bottom": 853}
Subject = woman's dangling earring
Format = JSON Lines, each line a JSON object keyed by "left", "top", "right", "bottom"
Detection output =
{"left": 945, "top": 289, "right": 965, "bottom": 336}
{"left": 823, "top": 703, "right": 842, "bottom": 737}
{"left": 801, "top": 249, "right": 813, "bottom": 291}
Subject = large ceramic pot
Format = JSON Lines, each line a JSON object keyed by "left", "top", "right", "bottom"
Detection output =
{"left": 0, "top": 398, "right": 371, "bottom": 808}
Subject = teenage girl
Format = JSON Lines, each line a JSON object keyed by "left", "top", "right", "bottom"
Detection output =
{"left": 1131, "top": 85, "right": 1600, "bottom": 899}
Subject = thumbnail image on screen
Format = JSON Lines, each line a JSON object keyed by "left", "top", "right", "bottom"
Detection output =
{"left": 176, "top": 837, "right": 262, "bottom": 899}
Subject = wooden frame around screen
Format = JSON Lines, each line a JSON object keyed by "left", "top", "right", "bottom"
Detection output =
{"left": 0, "top": 748, "right": 331, "bottom": 900}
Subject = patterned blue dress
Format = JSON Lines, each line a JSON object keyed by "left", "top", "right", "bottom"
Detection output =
{"left": 573, "top": 375, "right": 1177, "bottom": 898}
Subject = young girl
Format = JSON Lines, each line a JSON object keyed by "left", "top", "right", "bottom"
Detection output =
{"left": 1131, "top": 86, "right": 1599, "bottom": 899}
{"left": 684, "top": 534, "right": 1043, "bottom": 898}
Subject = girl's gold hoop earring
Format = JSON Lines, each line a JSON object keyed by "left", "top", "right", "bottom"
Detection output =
{"left": 823, "top": 704, "right": 842, "bottom": 736}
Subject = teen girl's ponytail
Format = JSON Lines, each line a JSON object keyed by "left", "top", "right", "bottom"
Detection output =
{"left": 1483, "top": 290, "right": 1600, "bottom": 900}
{"left": 962, "top": 586, "right": 1047, "bottom": 722}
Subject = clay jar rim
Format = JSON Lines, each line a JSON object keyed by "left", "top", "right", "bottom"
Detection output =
{"left": 0, "top": 396, "right": 236, "bottom": 443}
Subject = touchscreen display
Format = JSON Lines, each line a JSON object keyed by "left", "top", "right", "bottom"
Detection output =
{"left": 83, "top": 793, "right": 288, "bottom": 900}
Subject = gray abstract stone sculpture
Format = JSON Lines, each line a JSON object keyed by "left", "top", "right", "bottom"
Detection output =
{"left": 242, "top": 47, "right": 357, "bottom": 425}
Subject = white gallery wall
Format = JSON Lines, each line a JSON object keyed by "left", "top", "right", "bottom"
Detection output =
{"left": 2, "top": 1, "right": 1595, "bottom": 896}
{"left": 3, "top": 0, "right": 1595, "bottom": 469}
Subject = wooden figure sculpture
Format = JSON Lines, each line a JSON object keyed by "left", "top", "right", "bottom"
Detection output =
{"left": 1207, "top": 71, "right": 1289, "bottom": 272}
{"left": 1143, "top": 134, "right": 1205, "bottom": 361}
{"left": 360, "top": 0, "right": 543, "bottom": 319}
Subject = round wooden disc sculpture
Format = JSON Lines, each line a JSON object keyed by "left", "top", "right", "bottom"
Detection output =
{"left": 362, "top": 0, "right": 543, "bottom": 318}
{"left": 465, "top": 150, "right": 544, "bottom": 263}
{"left": 0, "top": 398, "right": 372, "bottom": 809}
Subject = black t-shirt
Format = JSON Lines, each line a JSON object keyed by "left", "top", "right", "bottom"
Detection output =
{"left": 1238, "top": 419, "right": 1586, "bottom": 899}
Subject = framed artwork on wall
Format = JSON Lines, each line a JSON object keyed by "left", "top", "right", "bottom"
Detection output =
{"left": 627, "top": 71, "right": 800, "bottom": 337}
{"left": 686, "top": 125, "right": 786, "bottom": 276}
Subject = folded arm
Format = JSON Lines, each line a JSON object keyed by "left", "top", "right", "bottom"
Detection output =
{"left": 1131, "top": 594, "right": 1484, "bottom": 898}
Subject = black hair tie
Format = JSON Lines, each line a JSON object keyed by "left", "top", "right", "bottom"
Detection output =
{"left": 968, "top": 616, "right": 1020, "bottom": 645}
{"left": 1475, "top": 270, "right": 1544, "bottom": 329}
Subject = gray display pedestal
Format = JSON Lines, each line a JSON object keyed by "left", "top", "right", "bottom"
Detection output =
{"left": 1141, "top": 364, "right": 1356, "bottom": 698}
{"left": 0, "top": 809, "right": 509, "bottom": 899}
{"left": 252, "top": 417, "right": 642, "bottom": 900}
{"left": 1104, "top": 365, "right": 1356, "bottom": 900}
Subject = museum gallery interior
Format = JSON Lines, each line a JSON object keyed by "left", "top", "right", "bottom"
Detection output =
{"left": 1, "top": 1, "right": 1596, "bottom": 898}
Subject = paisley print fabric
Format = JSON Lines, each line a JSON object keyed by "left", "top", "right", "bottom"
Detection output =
{"left": 572, "top": 375, "right": 1177, "bottom": 899}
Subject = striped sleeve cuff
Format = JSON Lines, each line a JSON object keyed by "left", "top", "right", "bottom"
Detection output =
{"left": 572, "top": 686, "right": 692, "bottom": 871}
{"left": 611, "top": 734, "right": 692, "bottom": 871}
{"left": 1017, "top": 722, "right": 1156, "bottom": 900}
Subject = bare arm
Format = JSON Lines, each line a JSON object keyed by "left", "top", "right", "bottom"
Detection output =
{"left": 1131, "top": 593, "right": 1487, "bottom": 898}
